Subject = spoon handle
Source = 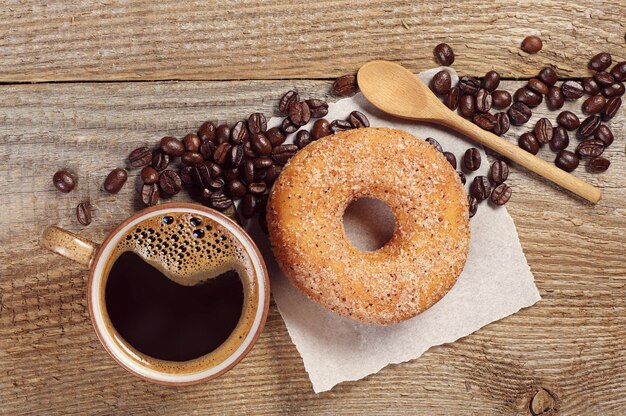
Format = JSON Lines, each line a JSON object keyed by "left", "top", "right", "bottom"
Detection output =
{"left": 439, "top": 112, "right": 602, "bottom": 203}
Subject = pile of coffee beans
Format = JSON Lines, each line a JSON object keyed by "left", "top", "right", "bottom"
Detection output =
{"left": 430, "top": 44, "right": 623, "bottom": 179}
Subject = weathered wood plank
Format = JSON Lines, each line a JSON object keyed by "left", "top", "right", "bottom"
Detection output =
{"left": 0, "top": 80, "right": 624, "bottom": 415}
{"left": 0, "top": 1, "right": 624, "bottom": 82}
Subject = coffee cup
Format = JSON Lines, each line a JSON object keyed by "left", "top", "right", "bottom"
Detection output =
{"left": 41, "top": 203, "right": 269, "bottom": 385}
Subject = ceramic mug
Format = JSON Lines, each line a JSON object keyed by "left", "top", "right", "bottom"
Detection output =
{"left": 41, "top": 203, "right": 269, "bottom": 385}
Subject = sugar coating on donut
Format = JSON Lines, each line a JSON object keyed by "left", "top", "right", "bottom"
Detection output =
{"left": 267, "top": 127, "right": 470, "bottom": 325}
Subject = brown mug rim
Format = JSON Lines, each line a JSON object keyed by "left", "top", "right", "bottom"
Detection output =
{"left": 87, "top": 202, "right": 270, "bottom": 386}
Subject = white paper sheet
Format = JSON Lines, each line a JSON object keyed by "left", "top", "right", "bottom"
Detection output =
{"left": 245, "top": 68, "right": 541, "bottom": 393}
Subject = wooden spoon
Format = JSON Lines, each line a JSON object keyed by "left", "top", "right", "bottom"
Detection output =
{"left": 357, "top": 60, "right": 602, "bottom": 204}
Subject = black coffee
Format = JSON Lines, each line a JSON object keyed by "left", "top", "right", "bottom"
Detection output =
{"left": 105, "top": 251, "right": 244, "bottom": 362}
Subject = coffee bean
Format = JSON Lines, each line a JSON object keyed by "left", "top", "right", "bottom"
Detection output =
{"left": 210, "top": 189, "right": 233, "bottom": 211}
{"left": 179, "top": 166, "right": 193, "bottom": 185}
{"left": 434, "top": 43, "right": 455, "bottom": 66}
{"left": 348, "top": 111, "right": 370, "bottom": 128}
{"left": 519, "top": 132, "right": 540, "bottom": 154}
{"left": 508, "top": 102, "right": 532, "bottom": 126}
{"left": 475, "top": 89, "right": 492, "bottom": 113}
{"left": 192, "top": 162, "right": 211, "bottom": 188}
{"left": 311, "top": 119, "right": 332, "bottom": 140}
{"left": 305, "top": 99, "right": 329, "bottom": 118}
{"left": 473, "top": 112, "right": 497, "bottom": 131}
{"left": 103, "top": 168, "right": 128, "bottom": 194}
{"left": 228, "top": 145, "right": 244, "bottom": 167}
{"left": 227, "top": 179, "right": 246, "bottom": 198}
{"left": 223, "top": 167, "right": 239, "bottom": 182}
{"left": 459, "top": 76, "right": 481, "bottom": 96}
{"left": 587, "top": 156, "right": 610, "bottom": 173}
{"left": 445, "top": 86, "right": 461, "bottom": 110}
{"left": 491, "top": 183, "right": 512, "bottom": 206}
{"left": 330, "top": 119, "right": 352, "bottom": 133}
{"left": 251, "top": 133, "right": 272, "bottom": 156}
{"left": 271, "top": 144, "right": 298, "bottom": 165}
{"left": 545, "top": 86, "right": 564, "bottom": 110}
{"left": 582, "top": 94, "right": 606, "bottom": 114}
{"left": 160, "top": 137, "right": 185, "bottom": 157}
{"left": 141, "top": 166, "right": 159, "bottom": 184}
{"left": 549, "top": 127, "right": 569, "bottom": 152}
{"left": 207, "top": 177, "right": 225, "bottom": 191}
{"left": 458, "top": 172, "right": 467, "bottom": 185}
{"left": 247, "top": 113, "right": 267, "bottom": 135}
{"left": 151, "top": 150, "right": 170, "bottom": 171}
{"left": 431, "top": 70, "right": 452, "bottom": 95}
{"left": 514, "top": 87, "right": 542, "bottom": 108}
{"left": 582, "top": 77, "right": 601, "bottom": 95}
{"left": 578, "top": 115, "right": 601, "bottom": 138}
{"left": 492, "top": 112, "right": 511, "bottom": 136}
{"left": 521, "top": 35, "right": 542, "bottom": 53}
{"left": 181, "top": 151, "right": 203, "bottom": 166}
{"left": 459, "top": 94, "right": 476, "bottom": 118}
{"left": 602, "top": 82, "right": 625, "bottom": 98}
{"left": 182, "top": 133, "right": 201, "bottom": 153}
{"left": 206, "top": 162, "right": 222, "bottom": 179}
{"left": 489, "top": 160, "right": 509, "bottom": 184}
{"left": 588, "top": 52, "right": 612, "bottom": 71}
{"left": 602, "top": 97, "right": 621, "bottom": 121}
{"left": 213, "top": 142, "right": 232, "bottom": 165}
{"left": 265, "top": 165, "right": 282, "bottom": 184}
{"left": 279, "top": 91, "right": 300, "bottom": 115}
{"left": 468, "top": 195, "right": 478, "bottom": 218}
{"left": 528, "top": 78, "right": 549, "bottom": 95}
{"left": 333, "top": 74, "right": 358, "bottom": 97}
{"left": 295, "top": 130, "right": 313, "bottom": 148}
{"left": 158, "top": 170, "right": 182, "bottom": 195}
{"left": 199, "top": 139, "right": 216, "bottom": 160}
{"left": 198, "top": 122, "right": 216, "bottom": 143}
{"left": 561, "top": 81, "right": 584, "bottom": 99}
{"left": 470, "top": 176, "right": 491, "bottom": 201}
{"left": 556, "top": 111, "right": 580, "bottom": 131}
{"left": 76, "top": 201, "right": 92, "bottom": 226}
{"left": 593, "top": 71, "right": 615, "bottom": 87}
{"left": 443, "top": 152, "right": 457, "bottom": 169}
{"left": 576, "top": 139, "right": 605, "bottom": 159}
{"left": 266, "top": 127, "right": 286, "bottom": 147}
{"left": 610, "top": 61, "right": 626, "bottom": 82}
{"left": 199, "top": 188, "right": 213, "bottom": 201}
{"left": 252, "top": 157, "right": 273, "bottom": 169}
{"left": 426, "top": 137, "right": 443, "bottom": 152}
{"left": 463, "top": 148, "right": 481, "bottom": 171}
{"left": 482, "top": 71, "right": 500, "bottom": 92}
{"left": 555, "top": 150, "right": 579, "bottom": 172}
{"left": 52, "top": 170, "right": 76, "bottom": 193}
{"left": 538, "top": 67, "right": 558, "bottom": 86}
{"left": 247, "top": 182, "right": 267, "bottom": 196}
{"left": 492, "top": 90, "right": 512, "bottom": 108}
{"left": 141, "top": 183, "right": 160, "bottom": 206}
{"left": 534, "top": 118, "right": 553, "bottom": 145}
{"left": 129, "top": 146, "right": 153, "bottom": 168}
{"left": 594, "top": 124, "right": 614, "bottom": 146}
{"left": 215, "top": 124, "right": 231, "bottom": 145}
{"left": 230, "top": 121, "right": 249, "bottom": 145}
{"left": 242, "top": 160, "right": 255, "bottom": 183}
{"left": 241, "top": 194, "right": 257, "bottom": 218}
{"left": 281, "top": 117, "right": 298, "bottom": 134}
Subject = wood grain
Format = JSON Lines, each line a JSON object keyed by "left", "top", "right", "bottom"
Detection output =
{"left": 0, "top": 0, "right": 624, "bottom": 83}
{"left": 0, "top": 79, "right": 624, "bottom": 415}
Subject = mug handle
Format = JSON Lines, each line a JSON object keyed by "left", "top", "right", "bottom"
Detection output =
{"left": 41, "top": 226, "right": 99, "bottom": 268}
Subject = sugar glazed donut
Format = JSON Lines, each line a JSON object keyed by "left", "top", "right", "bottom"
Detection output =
{"left": 267, "top": 128, "right": 470, "bottom": 325}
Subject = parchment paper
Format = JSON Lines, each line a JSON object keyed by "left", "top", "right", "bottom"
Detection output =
{"left": 246, "top": 68, "right": 541, "bottom": 393}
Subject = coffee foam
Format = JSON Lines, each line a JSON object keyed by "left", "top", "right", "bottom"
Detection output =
{"left": 101, "top": 211, "right": 259, "bottom": 375}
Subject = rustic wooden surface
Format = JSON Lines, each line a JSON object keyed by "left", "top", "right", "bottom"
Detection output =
{"left": 1, "top": 1, "right": 625, "bottom": 415}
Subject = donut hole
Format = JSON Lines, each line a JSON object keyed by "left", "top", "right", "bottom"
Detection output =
{"left": 342, "top": 198, "right": 396, "bottom": 251}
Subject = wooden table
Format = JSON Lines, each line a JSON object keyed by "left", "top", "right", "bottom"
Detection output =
{"left": 1, "top": 2, "right": 624, "bottom": 414}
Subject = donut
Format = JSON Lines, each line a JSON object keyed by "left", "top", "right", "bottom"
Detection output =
{"left": 267, "top": 128, "right": 470, "bottom": 325}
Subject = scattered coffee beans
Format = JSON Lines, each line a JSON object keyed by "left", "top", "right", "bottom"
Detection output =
{"left": 555, "top": 150, "right": 579, "bottom": 172}
{"left": 587, "top": 156, "right": 610, "bottom": 173}
{"left": 160, "top": 137, "right": 185, "bottom": 157}
{"left": 158, "top": 170, "right": 183, "bottom": 195}
{"left": 549, "top": 127, "right": 569, "bottom": 152}
{"left": 330, "top": 119, "right": 352, "bottom": 133}
{"left": 215, "top": 124, "right": 231, "bottom": 144}
{"left": 492, "top": 112, "right": 511, "bottom": 135}
{"left": 489, "top": 160, "right": 509, "bottom": 184}
{"left": 434, "top": 43, "right": 455, "bottom": 66}
{"left": 545, "top": 86, "right": 564, "bottom": 109}
{"left": 152, "top": 150, "right": 170, "bottom": 171}
{"left": 538, "top": 67, "right": 558, "bottom": 86}
{"left": 468, "top": 195, "right": 478, "bottom": 218}
{"left": 582, "top": 95, "right": 606, "bottom": 114}
{"left": 582, "top": 77, "right": 601, "bottom": 95}
{"left": 459, "top": 94, "right": 476, "bottom": 118}
{"left": 470, "top": 176, "right": 491, "bottom": 201}
{"left": 602, "top": 82, "right": 625, "bottom": 98}
{"left": 561, "top": 81, "right": 584, "bottom": 99}
{"left": 589, "top": 52, "right": 612, "bottom": 71}
{"left": 519, "top": 132, "right": 540, "bottom": 154}
{"left": 610, "top": 61, "right": 626, "bottom": 82}
{"left": 198, "top": 121, "right": 216, "bottom": 142}
{"left": 295, "top": 130, "right": 313, "bottom": 148}
{"left": 230, "top": 121, "right": 249, "bottom": 145}
{"left": 76, "top": 201, "right": 92, "bottom": 226}
{"left": 594, "top": 125, "right": 614, "bottom": 146}
{"left": 431, "top": 70, "right": 452, "bottom": 95}
{"left": 141, "top": 166, "right": 159, "bottom": 184}
{"left": 602, "top": 97, "right": 621, "bottom": 121}
{"left": 473, "top": 112, "right": 497, "bottom": 131}
{"left": 492, "top": 90, "right": 512, "bottom": 108}
{"left": 348, "top": 111, "right": 370, "bottom": 128}
{"left": 266, "top": 127, "right": 286, "bottom": 147}
{"left": 141, "top": 183, "right": 160, "bottom": 206}
{"left": 514, "top": 87, "right": 542, "bottom": 108}
{"left": 459, "top": 76, "right": 481, "bottom": 96}
{"left": 279, "top": 91, "right": 299, "bottom": 115}
{"left": 521, "top": 36, "right": 542, "bottom": 54}
{"left": 183, "top": 133, "right": 201, "bottom": 152}
{"left": 534, "top": 118, "right": 553, "bottom": 145}
{"left": 482, "top": 71, "right": 501, "bottom": 92}
{"left": 426, "top": 137, "right": 443, "bottom": 153}
{"left": 247, "top": 113, "right": 267, "bottom": 135}
{"left": 52, "top": 170, "right": 76, "bottom": 193}
{"left": 508, "top": 102, "right": 532, "bottom": 126}
{"left": 578, "top": 115, "right": 601, "bottom": 138}
{"left": 305, "top": 99, "right": 329, "bottom": 118}
{"left": 528, "top": 78, "right": 549, "bottom": 95}
{"left": 556, "top": 111, "right": 580, "bottom": 131}
{"left": 463, "top": 148, "right": 481, "bottom": 171}
{"left": 333, "top": 75, "right": 358, "bottom": 97}
{"left": 491, "top": 183, "right": 512, "bottom": 205}
{"left": 475, "top": 89, "right": 492, "bottom": 113}
{"left": 289, "top": 101, "right": 311, "bottom": 126}
{"left": 103, "top": 168, "right": 128, "bottom": 194}
{"left": 593, "top": 71, "right": 615, "bottom": 88}
{"left": 575, "top": 139, "right": 605, "bottom": 159}
{"left": 311, "top": 119, "right": 332, "bottom": 140}
{"left": 445, "top": 86, "right": 461, "bottom": 110}
{"left": 443, "top": 152, "right": 457, "bottom": 169}
{"left": 129, "top": 146, "right": 152, "bottom": 168}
